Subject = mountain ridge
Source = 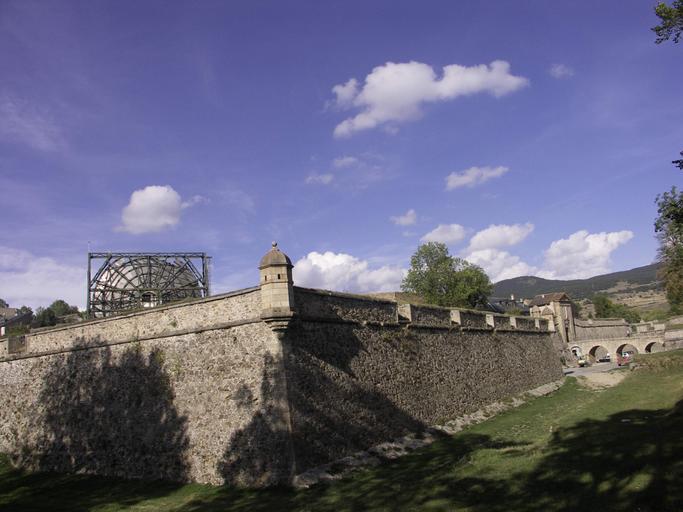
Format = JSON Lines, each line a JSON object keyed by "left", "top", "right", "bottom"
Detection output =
{"left": 493, "top": 263, "right": 662, "bottom": 301}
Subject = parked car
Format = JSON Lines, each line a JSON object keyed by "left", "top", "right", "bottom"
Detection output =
{"left": 598, "top": 353, "right": 611, "bottom": 363}
{"left": 617, "top": 351, "right": 634, "bottom": 366}
{"left": 578, "top": 356, "right": 589, "bottom": 367}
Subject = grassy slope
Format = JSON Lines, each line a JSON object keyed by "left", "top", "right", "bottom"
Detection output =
{"left": 1, "top": 351, "right": 682, "bottom": 512}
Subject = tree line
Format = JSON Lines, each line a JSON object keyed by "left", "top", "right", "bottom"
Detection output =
{"left": 0, "top": 298, "right": 81, "bottom": 333}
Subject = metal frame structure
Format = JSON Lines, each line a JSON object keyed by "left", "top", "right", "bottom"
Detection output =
{"left": 87, "top": 252, "right": 211, "bottom": 318}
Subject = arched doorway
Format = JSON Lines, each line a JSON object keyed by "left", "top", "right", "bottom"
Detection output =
{"left": 589, "top": 345, "right": 608, "bottom": 363}
{"left": 616, "top": 343, "right": 638, "bottom": 366}
{"left": 571, "top": 346, "right": 582, "bottom": 358}
{"left": 616, "top": 343, "right": 638, "bottom": 356}
{"left": 645, "top": 342, "right": 664, "bottom": 353}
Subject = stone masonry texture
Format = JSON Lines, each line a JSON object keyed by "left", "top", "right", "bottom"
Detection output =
{"left": 0, "top": 286, "right": 562, "bottom": 487}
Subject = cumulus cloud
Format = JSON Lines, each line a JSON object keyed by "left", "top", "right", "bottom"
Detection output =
{"left": 0, "top": 93, "right": 65, "bottom": 152}
{"left": 541, "top": 230, "right": 634, "bottom": 279}
{"left": 549, "top": 63, "right": 574, "bottom": 79}
{"left": 465, "top": 249, "right": 538, "bottom": 283}
{"left": 467, "top": 223, "right": 534, "bottom": 251}
{"left": 0, "top": 246, "right": 84, "bottom": 309}
{"left": 445, "top": 166, "right": 509, "bottom": 190}
{"left": 293, "top": 251, "right": 404, "bottom": 292}
{"left": 331, "top": 60, "right": 528, "bottom": 137}
{"left": 333, "top": 156, "right": 359, "bottom": 168}
{"left": 117, "top": 185, "right": 201, "bottom": 234}
{"left": 305, "top": 173, "right": 334, "bottom": 185}
{"left": 391, "top": 209, "right": 417, "bottom": 226}
{"left": 331, "top": 78, "right": 359, "bottom": 108}
{"left": 421, "top": 224, "right": 467, "bottom": 244}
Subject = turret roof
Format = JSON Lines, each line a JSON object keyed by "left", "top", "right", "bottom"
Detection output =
{"left": 259, "top": 242, "right": 293, "bottom": 269}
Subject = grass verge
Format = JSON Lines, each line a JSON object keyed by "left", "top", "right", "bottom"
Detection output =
{"left": 1, "top": 351, "right": 682, "bottom": 512}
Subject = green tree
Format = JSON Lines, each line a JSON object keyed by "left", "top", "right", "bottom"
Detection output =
{"left": 592, "top": 294, "right": 641, "bottom": 323}
{"left": 401, "top": 242, "right": 492, "bottom": 308}
{"left": 0, "top": 298, "right": 8, "bottom": 309}
{"left": 673, "top": 151, "right": 683, "bottom": 171}
{"left": 655, "top": 187, "right": 683, "bottom": 312}
{"left": 653, "top": 1, "right": 683, "bottom": 44}
{"left": 32, "top": 307, "right": 57, "bottom": 328}
{"left": 48, "top": 299, "right": 79, "bottom": 317}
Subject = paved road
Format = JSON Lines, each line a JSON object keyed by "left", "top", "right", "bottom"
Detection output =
{"left": 563, "top": 361, "right": 620, "bottom": 377}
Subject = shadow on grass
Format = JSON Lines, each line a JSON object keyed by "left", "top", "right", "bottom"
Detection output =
{"left": 0, "top": 338, "right": 190, "bottom": 511}
{"left": 181, "top": 399, "right": 683, "bottom": 512}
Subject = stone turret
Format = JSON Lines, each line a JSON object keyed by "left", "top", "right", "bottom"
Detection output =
{"left": 259, "top": 242, "right": 295, "bottom": 332}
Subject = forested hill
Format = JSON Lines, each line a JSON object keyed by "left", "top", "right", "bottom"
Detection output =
{"left": 493, "top": 263, "right": 661, "bottom": 300}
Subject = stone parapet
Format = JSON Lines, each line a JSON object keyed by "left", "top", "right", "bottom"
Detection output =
{"left": 22, "top": 288, "right": 260, "bottom": 355}
{"left": 294, "top": 287, "right": 397, "bottom": 324}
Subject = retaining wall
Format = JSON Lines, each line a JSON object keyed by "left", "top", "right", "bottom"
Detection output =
{"left": 0, "top": 286, "right": 563, "bottom": 486}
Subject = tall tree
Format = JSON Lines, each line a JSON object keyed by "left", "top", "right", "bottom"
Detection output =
{"left": 655, "top": 187, "right": 683, "bottom": 312}
{"left": 32, "top": 307, "right": 57, "bottom": 328}
{"left": 0, "top": 298, "right": 8, "bottom": 309}
{"left": 401, "top": 242, "right": 492, "bottom": 308}
{"left": 652, "top": 1, "right": 683, "bottom": 44}
{"left": 48, "top": 299, "right": 79, "bottom": 317}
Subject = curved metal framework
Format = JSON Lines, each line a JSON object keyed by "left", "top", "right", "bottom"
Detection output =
{"left": 87, "top": 252, "right": 210, "bottom": 318}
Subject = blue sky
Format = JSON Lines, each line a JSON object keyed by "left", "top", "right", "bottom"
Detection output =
{"left": 1, "top": 0, "right": 681, "bottom": 309}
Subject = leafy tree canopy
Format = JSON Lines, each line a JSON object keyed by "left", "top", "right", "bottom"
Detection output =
{"left": 673, "top": 151, "right": 683, "bottom": 172}
{"left": 401, "top": 242, "right": 493, "bottom": 308}
{"left": 48, "top": 299, "right": 79, "bottom": 317}
{"left": 32, "top": 307, "right": 57, "bottom": 328}
{"left": 0, "top": 298, "right": 8, "bottom": 309}
{"left": 653, "top": 1, "right": 683, "bottom": 44}
{"left": 592, "top": 294, "right": 641, "bottom": 323}
{"left": 655, "top": 187, "right": 683, "bottom": 312}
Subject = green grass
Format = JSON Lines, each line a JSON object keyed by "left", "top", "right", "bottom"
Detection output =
{"left": 2, "top": 351, "right": 683, "bottom": 512}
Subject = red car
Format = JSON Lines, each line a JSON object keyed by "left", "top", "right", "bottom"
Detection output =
{"left": 617, "top": 351, "right": 634, "bottom": 366}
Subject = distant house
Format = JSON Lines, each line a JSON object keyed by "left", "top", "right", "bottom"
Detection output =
{"left": 0, "top": 309, "right": 32, "bottom": 337}
{"left": 486, "top": 295, "right": 530, "bottom": 315}
{"left": 528, "top": 292, "right": 576, "bottom": 343}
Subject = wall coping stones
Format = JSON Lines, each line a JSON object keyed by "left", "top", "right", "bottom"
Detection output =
{"left": 24, "top": 287, "right": 260, "bottom": 337}
{"left": 294, "top": 286, "right": 397, "bottom": 304}
{"left": 0, "top": 317, "right": 263, "bottom": 363}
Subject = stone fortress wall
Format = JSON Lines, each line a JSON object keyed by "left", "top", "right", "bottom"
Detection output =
{"left": 0, "top": 246, "right": 564, "bottom": 487}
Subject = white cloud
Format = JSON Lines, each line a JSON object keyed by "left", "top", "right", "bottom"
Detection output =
{"left": 333, "top": 156, "right": 359, "bottom": 168}
{"left": 332, "top": 60, "right": 529, "bottom": 137}
{"left": 390, "top": 209, "right": 417, "bottom": 226}
{"left": 0, "top": 93, "right": 65, "bottom": 152}
{"left": 541, "top": 230, "right": 634, "bottom": 279}
{"left": 467, "top": 223, "right": 534, "bottom": 251}
{"left": 0, "top": 247, "right": 84, "bottom": 310}
{"left": 549, "top": 64, "right": 574, "bottom": 79}
{"left": 331, "top": 78, "right": 359, "bottom": 108}
{"left": 293, "top": 251, "right": 404, "bottom": 292}
{"left": 465, "top": 249, "right": 537, "bottom": 283}
{"left": 181, "top": 194, "right": 208, "bottom": 209}
{"left": 445, "top": 166, "right": 509, "bottom": 190}
{"left": 117, "top": 185, "right": 198, "bottom": 235}
{"left": 421, "top": 224, "right": 467, "bottom": 244}
{"left": 305, "top": 173, "right": 334, "bottom": 185}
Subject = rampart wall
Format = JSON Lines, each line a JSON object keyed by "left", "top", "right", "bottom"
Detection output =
{"left": 285, "top": 288, "right": 562, "bottom": 472}
{"left": 0, "top": 285, "right": 563, "bottom": 486}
